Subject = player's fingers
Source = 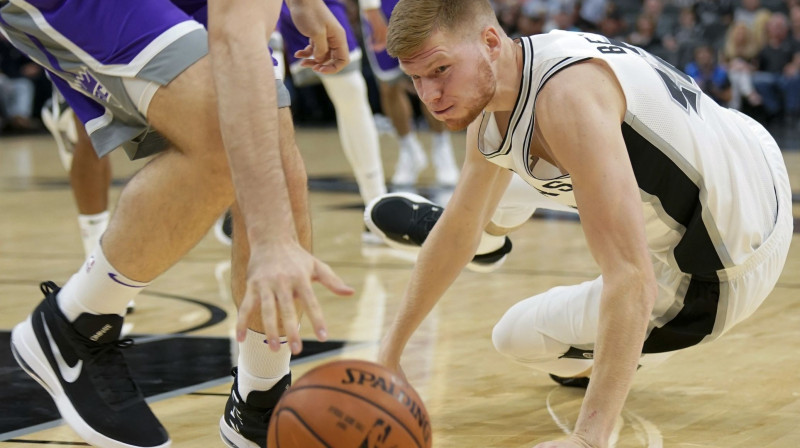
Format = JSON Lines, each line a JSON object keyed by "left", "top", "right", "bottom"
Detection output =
{"left": 314, "top": 259, "right": 354, "bottom": 295}
{"left": 236, "top": 287, "right": 257, "bottom": 342}
{"left": 275, "top": 285, "right": 302, "bottom": 354}
{"left": 311, "top": 35, "right": 330, "bottom": 63}
{"left": 296, "top": 281, "right": 327, "bottom": 341}
{"left": 258, "top": 289, "right": 282, "bottom": 352}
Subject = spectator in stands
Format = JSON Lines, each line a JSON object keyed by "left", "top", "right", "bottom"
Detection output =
{"left": 723, "top": 22, "right": 764, "bottom": 110}
{"left": 685, "top": 43, "right": 733, "bottom": 104}
{"left": 664, "top": 7, "right": 706, "bottom": 68}
{"left": 598, "top": 2, "right": 629, "bottom": 40}
{"left": 0, "top": 34, "right": 38, "bottom": 133}
{"left": 790, "top": 4, "right": 800, "bottom": 43}
{"left": 545, "top": 0, "right": 582, "bottom": 32}
{"left": 734, "top": 0, "right": 773, "bottom": 47}
{"left": 496, "top": 1, "right": 522, "bottom": 36}
{"left": 753, "top": 13, "right": 800, "bottom": 121}
{"left": 517, "top": 1, "right": 548, "bottom": 37}
{"left": 694, "top": 0, "right": 735, "bottom": 29}
{"left": 578, "top": 0, "right": 608, "bottom": 32}
{"left": 627, "top": 14, "right": 665, "bottom": 55}
{"left": 642, "top": 0, "right": 675, "bottom": 41}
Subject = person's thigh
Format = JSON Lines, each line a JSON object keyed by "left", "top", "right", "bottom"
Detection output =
{"left": 0, "top": 0, "right": 207, "bottom": 157}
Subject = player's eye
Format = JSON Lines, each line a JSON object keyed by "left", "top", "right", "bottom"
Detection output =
{"left": 434, "top": 66, "right": 448, "bottom": 75}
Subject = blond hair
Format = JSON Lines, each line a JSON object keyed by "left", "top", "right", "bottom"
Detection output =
{"left": 386, "top": 0, "right": 498, "bottom": 59}
{"left": 722, "top": 22, "right": 761, "bottom": 62}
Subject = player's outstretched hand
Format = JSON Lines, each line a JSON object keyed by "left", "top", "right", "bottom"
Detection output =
{"left": 288, "top": 0, "right": 349, "bottom": 74}
{"left": 236, "top": 241, "right": 354, "bottom": 354}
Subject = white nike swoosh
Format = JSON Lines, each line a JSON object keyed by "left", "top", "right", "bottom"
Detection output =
{"left": 42, "top": 313, "right": 83, "bottom": 383}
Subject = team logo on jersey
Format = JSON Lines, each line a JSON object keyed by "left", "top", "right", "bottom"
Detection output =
{"left": 70, "top": 68, "right": 115, "bottom": 106}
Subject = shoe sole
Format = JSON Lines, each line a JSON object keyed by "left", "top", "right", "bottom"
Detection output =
{"left": 218, "top": 417, "right": 260, "bottom": 448}
{"left": 11, "top": 317, "right": 171, "bottom": 448}
{"left": 364, "top": 193, "right": 506, "bottom": 273}
{"left": 214, "top": 214, "right": 232, "bottom": 247}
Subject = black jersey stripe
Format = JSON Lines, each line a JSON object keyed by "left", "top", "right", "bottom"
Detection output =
{"left": 622, "top": 123, "right": 724, "bottom": 275}
{"left": 621, "top": 122, "right": 722, "bottom": 353}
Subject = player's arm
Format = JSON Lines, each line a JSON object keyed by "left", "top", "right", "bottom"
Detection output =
{"left": 287, "top": 0, "right": 350, "bottom": 73}
{"left": 208, "top": 0, "right": 353, "bottom": 351}
{"left": 535, "top": 60, "right": 657, "bottom": 448}
{"left": 359, "top": 0, "right": 388, "bottom": 52}
{"left": 379, "top": 119, "right": 512, "bottom": 371}
{"left": 208, "top": 0, "right": 292, "bottom": 250}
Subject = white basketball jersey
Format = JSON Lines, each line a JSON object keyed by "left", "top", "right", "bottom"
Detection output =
{"left": 478, "top": 31, "right": 779, "bottom": 277}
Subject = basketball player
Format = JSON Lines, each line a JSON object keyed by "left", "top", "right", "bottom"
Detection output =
{"left": 278, "top": 0, "right": 388, "bottom": 241}
{"left": 360, "top": 0, "right": 461, "bottom": 187}
{"left": 2, "top": 2, "right": 353, "bottom": 448}
{"left": 41, "top": 92, "right": 113, "bottom": 259}
{"left": 377, "top": 1, "right": 793, "bottom": 447}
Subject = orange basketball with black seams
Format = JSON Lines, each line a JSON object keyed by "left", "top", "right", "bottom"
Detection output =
{"left": 267, "top": 359, "right": 432, "bottom": 447}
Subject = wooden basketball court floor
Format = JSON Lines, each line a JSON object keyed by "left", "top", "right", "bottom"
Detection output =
{"left": 0, "top": 126, "right": 798, "bottom": 447}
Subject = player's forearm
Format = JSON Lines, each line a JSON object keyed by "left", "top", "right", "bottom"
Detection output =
{"left": 573, "top": 277, "right": 655, "bottom": 447}
{"left": 381, "top": 219, "right": 482, "bottom": 362}
{"left": 208, "top": 16, "right": 296, "bottom": 245}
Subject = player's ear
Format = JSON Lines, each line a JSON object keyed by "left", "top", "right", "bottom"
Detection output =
{"left": 482, "top": 26, "right": 502, "bottom": 61}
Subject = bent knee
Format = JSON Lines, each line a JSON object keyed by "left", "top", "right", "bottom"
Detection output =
{"left": 491, "top": 320, "right": 559, "bottom": 363}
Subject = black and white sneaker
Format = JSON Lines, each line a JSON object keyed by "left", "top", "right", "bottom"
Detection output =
{"left": 364, "top": 192, "right": 513, "bottom": 272}
{"left": 219, "top": 368, "right": 291, "bottom": 448}
{"left": 549, "top": 374, "right": 590, "bottom": 389}
{"left": 214, "top": 210, "right": 233, "bottom": 247}
{"left": 10, "top": 282, "right": 170, "bottom": 448}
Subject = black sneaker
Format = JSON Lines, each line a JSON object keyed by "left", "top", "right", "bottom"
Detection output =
{"left": 214, "top": 210, "right": 233, "bottom": 246}
{"left": 219, "top": 368, "right": 291, "bottom": 448}
{"left": 10, "top": 282, "right": 170, "bottom": 448}
{"left": 364, "top": 192, "right": 512, "bottom": 272}
{"left": 549, "top": 373, "right": 590, "bottom": 389}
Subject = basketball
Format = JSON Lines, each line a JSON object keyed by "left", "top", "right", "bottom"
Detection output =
{"left": 267, "top": 359, "right": 432, "bottom": 448}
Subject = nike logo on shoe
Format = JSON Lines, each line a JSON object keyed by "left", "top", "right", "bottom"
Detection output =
{"left": 42, "top": 313, "right": 83, "bottom": 383}
{"left": 107, "top": 273, "right": 146, "bottom": 288}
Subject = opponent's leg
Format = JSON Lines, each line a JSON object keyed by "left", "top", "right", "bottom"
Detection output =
{"left": 221, "top": 107, "right": 309, "bottom": 448}
{"left": 379, "top": 81, "right": 427, "bottom": 186}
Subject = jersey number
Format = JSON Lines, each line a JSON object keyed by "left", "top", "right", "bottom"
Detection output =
{"left": 584, "top": 36, "right": 700, "bottom": 114}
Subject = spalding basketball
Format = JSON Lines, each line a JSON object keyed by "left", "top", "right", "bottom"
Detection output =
{"left": 267, "top": 359, "right": 432, "bottom": 447}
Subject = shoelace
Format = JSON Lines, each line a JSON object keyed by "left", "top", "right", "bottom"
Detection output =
{"left": 85, "top": 337, "right": 140, "bottom": 405}
{"left": 408, "top": 206, "right": 442, "bottom": 245}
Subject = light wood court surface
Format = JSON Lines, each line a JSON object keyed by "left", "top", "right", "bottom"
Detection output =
{"left": 1, "top": 128, "right": 799, "bottom": 447}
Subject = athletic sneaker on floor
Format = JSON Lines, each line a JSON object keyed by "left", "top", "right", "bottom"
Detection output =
{"left": 364, "top": 192, "right": 513, "bottom": 272}
{"left": 219, "top": 368, "right": 291, "bottom": 448}
{"left": 10, "top": 282, "right": 170, "bottom": 448}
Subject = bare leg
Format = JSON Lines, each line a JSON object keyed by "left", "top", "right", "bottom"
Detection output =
{"left": 70, "top": 114, "right": 110, "bottom": 215}
{"left": 103, "top": 56, "right": 235, "bottom": 282}
{"left": 379, "top": 80, "right": 427, "bottom": 185}
{"left": 378, "top": 80, "right": 412, "bottom": 137}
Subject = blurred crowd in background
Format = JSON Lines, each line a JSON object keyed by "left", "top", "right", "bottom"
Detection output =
{"left": 1, "top": 0, "right": 797, "bottom": 138}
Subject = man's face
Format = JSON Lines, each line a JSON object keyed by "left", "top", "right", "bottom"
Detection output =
{"left": 399, "top": 30, "right": 497, "bottom": 131}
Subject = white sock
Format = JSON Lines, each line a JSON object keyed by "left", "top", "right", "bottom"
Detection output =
{"left": 57, "top": 244, "right": 149, "bottom": 321}
{"left": 320, "top": 71, "right": 387, "bottom": 205}
{"left": 237, "top": 329, "right": 291, "bottom": 400}
{"left": 78, "top": 211, "right": 109, "bottom": 257}
{"left": 476, "top": 232, "right": 506, "bottom": 255}
{"left": 399, "top": 132, "right": 421, "bottom": 150}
